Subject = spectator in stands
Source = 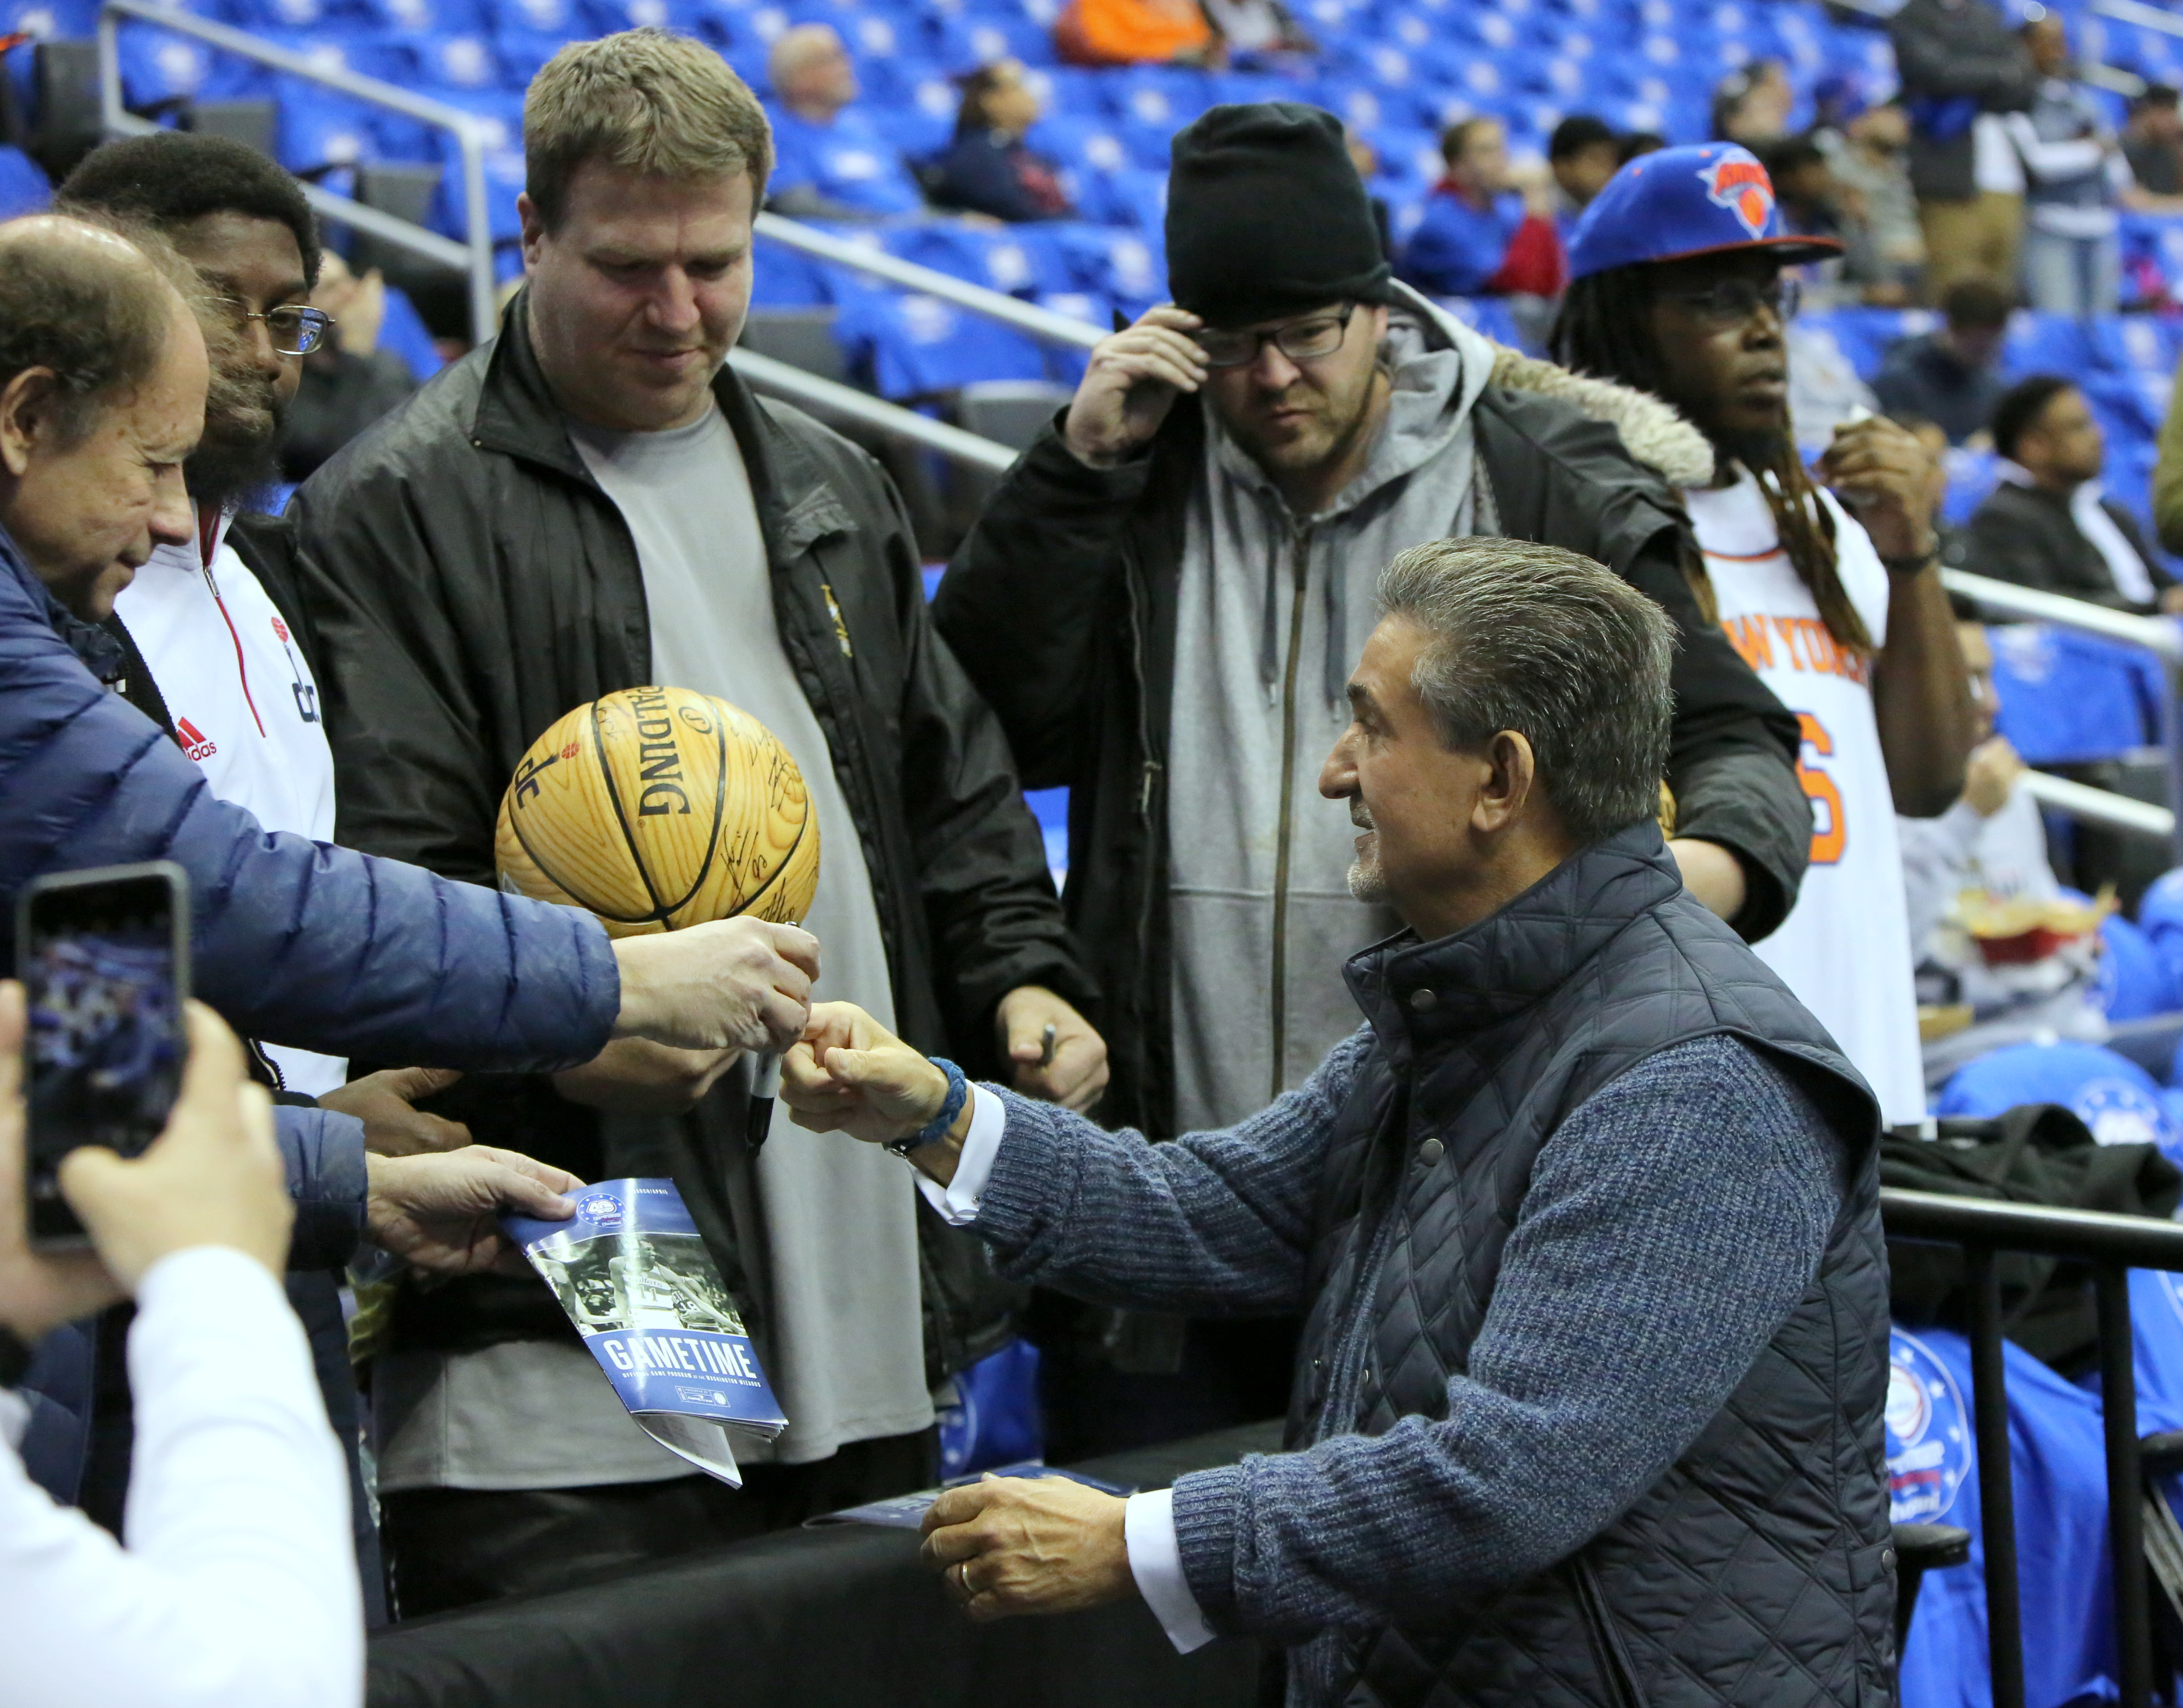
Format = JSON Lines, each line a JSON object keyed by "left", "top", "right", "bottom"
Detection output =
{"left": 281, "top": 254, "right": 418, "bottom": 483}
{"left": 763, "top": 25, "right": 925, "bottom": 220}
{"left": 1617, "top": 130, "right": 1667, "bottom": 167}
{"left": 1547, "top": 113, "right": 1619, "bottom": 239}
{"left": 0, "top": 210, "right": 828, "bottom": 1576}
{"left": 1397, "top": 116, "right": 1563, "bottom": 301}
{"left": 2157, "top": 364, "right": 2183, "bottom": 554}
{"left": 1889, "top": 0, "right": 2036, "bottom": 301}
{"left": 0, "top": 990, "right": 369, "bottom": 1708}
{"left": 797, "top": 539, "right": 1892, "bottom": 1705}
{"left": 1898, "top": 622, "right": 2102, "bottom": 1078}
{"left": 58, "top": 132, "right": 451, "bottom": 1607}
{"left": 1816, "top": 85, "right": 1925, "bottom": 305}
{"left": 1872, "top": 277, "right": 2013, "bottom": 445}
{"left": 1964, "top": 374, "right": 2182, "bottom": 613}
{"left": 1713, "top": 61, "right": 1792, "bottom": 147}
{"left": 1554, "top": 141, "right": 1970, "bottom": 1129}
{"left": 1758, "top": 134, "right": 1852, "bottom": 304}
{"left": 2008, "top": 12, "right": 2132, "bottom": 318}
{"left": 935, "top": 104, "right": 1813, "bottom": 1456}
{"left": 291, "top": 30, "right": 1101, "bottom": 1613}
{"left": 1054, "top": 0, "right": 1218, "bottom": 68}
{"left": 1344, "top": 125, "right": 1391, "bottom": 258}
{"left": 924, "top": 59, "right": 1073, "bottom": 225}
{"left": 2124, "top": 84, "right": 2183, "bottom": 197}
{"left": 1198, "top": 0, "right": 1313, "bottom": 63}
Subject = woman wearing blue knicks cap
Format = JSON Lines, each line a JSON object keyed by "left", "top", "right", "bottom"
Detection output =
{"left": 1553, "top": 143, "right": 1975, "bottom": 1128}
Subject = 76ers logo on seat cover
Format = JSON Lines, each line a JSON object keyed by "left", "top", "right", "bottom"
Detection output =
{"left": 1885, "top": 1327, "right": 1972, "bottom": 1524}
{"left": 1701, "top": 153, "right": 1775, "bottom": 238}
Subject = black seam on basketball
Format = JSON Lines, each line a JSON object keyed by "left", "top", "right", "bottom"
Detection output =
{"left": 593, "top": 696, "right": 673, "bottom": 923}
{"left": 652, "top": 710, "right": 732, "bottom": 919}
{"left": 508, "top": 798, "right": 656, "bottom": 924}
{"left": 730, "top": 790, "right": 812, "bottom": 922}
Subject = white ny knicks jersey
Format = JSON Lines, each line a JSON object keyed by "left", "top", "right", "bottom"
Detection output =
{"left": 1683, "top": 472, "right": 1925, "bottom": 1126}
{"left": 115, "top": 508, "right": 346, "bottom": 1096}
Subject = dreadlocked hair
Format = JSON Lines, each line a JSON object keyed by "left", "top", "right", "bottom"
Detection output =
{"left": 1551, "top": 264, "right": 1873, "bottom": 657}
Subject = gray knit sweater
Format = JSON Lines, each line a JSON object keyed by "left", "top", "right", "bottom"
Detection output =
{"left": 974, "top": 1028, "right": 1849, "bottom": 1658}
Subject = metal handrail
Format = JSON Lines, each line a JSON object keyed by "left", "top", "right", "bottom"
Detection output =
{"left": 1878, "top": 1187, "right": 2183, "bottom": 1708}
{"left": 726, "top": 348, "right": 1017, "bottom": 472}
{"left": 95, "top": 0, "right": 498, "bottom": 339}
{"left": 2020, "top": 768, "right": 2177, "bottom": 840}
{"left": 754, "top": 213, "right": 1107, "bottom": 351}
{"left": 1944, "top": 568, "right": 2183, "bottom": 864}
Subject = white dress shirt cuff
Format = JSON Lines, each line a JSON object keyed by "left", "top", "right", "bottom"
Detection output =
{"left": 1125, "top": 1487, "right": 1219, "bottom": 1654}
{"left": 910, "top": 1083, "right": 1007, "bottom": 1226}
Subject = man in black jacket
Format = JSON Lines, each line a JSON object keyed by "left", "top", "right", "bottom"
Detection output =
{"left": 1960, "top": 373, "right": 2181, "bottom": 613}
{"left": 934, "top": 103, "right": 1809, "bottom": 1456}
{"left": 292, "top": 29, "right": 1102, "bottom": 1611}
{"left": 1889, "top": 0, "right": 2037, "bottom": 300}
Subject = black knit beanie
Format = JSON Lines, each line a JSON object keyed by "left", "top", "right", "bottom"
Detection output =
{"left": 1165, "top": 102, "right": 1393, "bottom": 328}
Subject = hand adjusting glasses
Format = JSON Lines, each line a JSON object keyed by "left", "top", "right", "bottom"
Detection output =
{"left": 219, "top": 299, "right": 336, "bottom": 358}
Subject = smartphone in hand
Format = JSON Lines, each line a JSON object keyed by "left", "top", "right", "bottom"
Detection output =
{"left": 16, "top": 862, "right": 190, "bottom": 1249}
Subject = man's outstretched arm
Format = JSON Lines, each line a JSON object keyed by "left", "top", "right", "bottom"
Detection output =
{"left": 781, "top": 1002, "right": 1370, "bottom": 1317}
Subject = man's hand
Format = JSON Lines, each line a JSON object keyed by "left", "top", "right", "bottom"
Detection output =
{"left": 58, "top": 998, "right": 294, "bottom": 1292}
{"left": 1816, "top": 416, "right": 1941, "bottom": 565}
{"left": 610, "top": 918, "right": 820, "bottom": 1053}
{"left": 1062, "top": 305, "right": 1210, "bottom": 469}
{"left": 321, "top": 1068, "right": 470, "bottom": 1156}
{"left": 920, "top": 1474, "right": 1136, "bottom": 1623}
{"left": 0, "top": 983, "right": 125, "bottom": 1338}
{"left": 552, "top": 1039, "right": 741, "bottom": 1115}
{"left": 781, "top": 1003, "right": 968, "bottom": 1179}
{"left": 1964, "top": 734, "right": 2024, "bottom": 818}
{"left": 995, "top": 986, "right": 1108, "bottom": 1112}
{"left": 365, "top": 1147, "right": 581, "bottom": 1277}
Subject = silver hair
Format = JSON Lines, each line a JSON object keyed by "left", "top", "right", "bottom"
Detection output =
{"left": 1374, "top": 536, "right": 1674, "bottom": 845}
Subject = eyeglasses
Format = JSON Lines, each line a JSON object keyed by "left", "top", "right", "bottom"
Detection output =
{"left": 217, "top": 299, "right": 336, "bottom": 357}
{"left": 1192, "top": 304, "right": 1357, "bottom": 368}
{"left": 1659, "top": 275, "right": 1802, "bottom": 330}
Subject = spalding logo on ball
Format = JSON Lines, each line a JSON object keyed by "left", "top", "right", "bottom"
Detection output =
{"left": 495, "top": 685, "right": 819, "bottom": 936}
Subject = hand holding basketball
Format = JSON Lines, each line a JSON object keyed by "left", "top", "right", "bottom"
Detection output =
{"left": 612, "top": 918, "right": 820, "bottom": 1054}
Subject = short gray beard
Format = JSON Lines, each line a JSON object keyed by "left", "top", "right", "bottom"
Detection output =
{"left": 1346, "top": 853, "right": 1388, "bottom": 905}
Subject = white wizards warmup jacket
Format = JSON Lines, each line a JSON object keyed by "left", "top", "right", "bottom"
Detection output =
{"left": 1684, "top": 471, "right": 1926, "bottom": 1126}
{"left": 113, "top": 508, "right": 346, "bottom": 1096}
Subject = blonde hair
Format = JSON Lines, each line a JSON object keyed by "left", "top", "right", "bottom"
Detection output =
{"left": 524, "top": 28, "right": 773, "bottom": 228}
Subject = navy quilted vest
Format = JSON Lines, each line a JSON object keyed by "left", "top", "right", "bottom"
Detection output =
{"left": 1288, "top": 821, "right": 1896, "bottom": 1708}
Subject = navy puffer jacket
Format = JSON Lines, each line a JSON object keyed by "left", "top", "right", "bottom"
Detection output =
{"left": 0, "top": 528, "right": 618, "bottom": 1072}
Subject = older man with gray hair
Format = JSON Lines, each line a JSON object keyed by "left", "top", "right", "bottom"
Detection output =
{"left": 763, "top": 23, "right": 927, "bottom": 219}
{"left": 785, "top": 536, "right": 1895, "bottom": 1708}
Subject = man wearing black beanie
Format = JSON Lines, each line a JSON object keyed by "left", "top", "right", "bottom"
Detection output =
{"left": 931, "top": 101, "right": 1809, "bottom": 1449}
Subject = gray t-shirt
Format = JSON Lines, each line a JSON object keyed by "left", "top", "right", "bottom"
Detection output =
{"left": 375, "top": 403, "right": 932, "bottom": 1491}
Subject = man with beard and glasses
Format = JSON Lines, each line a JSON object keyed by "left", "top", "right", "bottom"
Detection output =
{"left": 1553, "top": 143, "right": 1973, "bottom": 1128}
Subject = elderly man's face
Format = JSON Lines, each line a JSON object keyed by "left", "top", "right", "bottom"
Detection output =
{"left": 0, "top": 299, "right": 205, "bottom": 621}
{"left": 520, "top": 162, "right": 754, "bottom": 434}
{"left": 1318, "top": 614, "right": 1490, "bottom": 929}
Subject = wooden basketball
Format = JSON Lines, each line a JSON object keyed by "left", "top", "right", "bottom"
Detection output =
{"left": 495, "top": 685, "right": 820, "bottom": 938}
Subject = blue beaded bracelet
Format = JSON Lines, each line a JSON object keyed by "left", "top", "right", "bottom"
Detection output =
{"left": 887, "top": 1057, "right": 967, "bottom": 1159}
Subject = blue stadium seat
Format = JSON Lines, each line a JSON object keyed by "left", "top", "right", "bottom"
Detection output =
{"left": 361, "top": 0, "right": 484, "bottom": 29}
{"left": 490, "top": 27, "right": 568, "bottom": 85}
{"left": 408, "top": 32, "right": 505, "bottom": 91}
{"left": 2001, "top": 312, "right": 2096, "bottom": 386}
{"left": 1071, "top": 163, "right": 1166, "bottom": 230}
{"left": 2098, "top": 915, "right": 2179, "bottom": 1024}
{"left": 485, "top": 0, "right": 575, "bottom": 30}
{"left": 887, "top": 221, "right": 1075, "bottom": 297}
{"left": 118, "top": 23, "right": 272, "bottom": 106}
{"left": 1985, "top": 622, "right": 2162, "bottom": 766}
{"left": 932, "top": 10, "right": 1052, "bottom": 70}
{"left": 835, "top": 287, "right": 1049, "bottom": 397}
{"left": 0, "top": 0, "right": 96, "bottom": 38}
{"left": 1055, "top": 221, "right": 1165, "bottom": 311}
{"left": 276, "top": 89, "right": 383, "bottom": 176}
{"left": 0, "top": 145, "right": 48, "bottom": 220}
{"left": 1938, "top": 1040, "right": 2181, "bottom": 1151}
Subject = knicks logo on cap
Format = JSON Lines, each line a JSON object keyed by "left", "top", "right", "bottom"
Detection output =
{"left": 1700, "top": 155, "right": 1774, "bottom": 239}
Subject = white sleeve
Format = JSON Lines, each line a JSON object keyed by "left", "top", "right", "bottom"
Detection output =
{"left": 1124, "top": 1488, "right": 1219, "bottom": 1653}
{"left": 0, "top": 1246, "right": 362, "bottom": 1708}
{"left": 912, "top": 1083, "right": 1008, "bottom": 1226}
{"left": 2005, "top": 112, "right": 2106, "bottom": 182}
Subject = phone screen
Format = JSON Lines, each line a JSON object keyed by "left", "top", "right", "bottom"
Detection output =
{"left": 23, "top": 870, "right": 186, "bottom": 1245}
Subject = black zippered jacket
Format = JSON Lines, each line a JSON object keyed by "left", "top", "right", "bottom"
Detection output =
{"left": 934, "top": 365, "right": 1810, "bottom": 1140}
{"left": 290, "top": 294, "right": 1091, "bottom": 1382}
